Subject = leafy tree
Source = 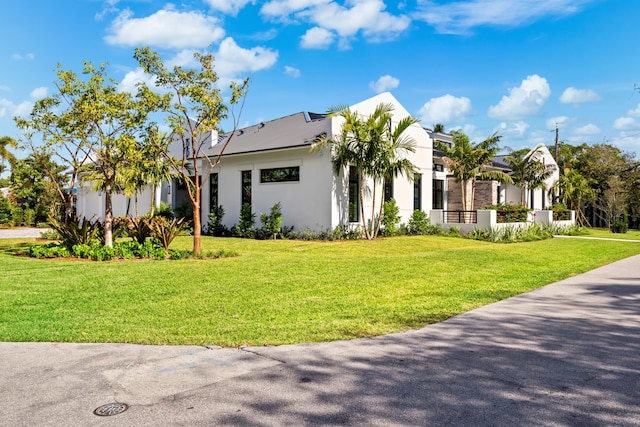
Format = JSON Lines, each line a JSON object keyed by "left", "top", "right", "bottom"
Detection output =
{"left": 9, "top": 151, "right": 66, "bottom": 224}
{"left": 435, "top": 131, "right": 513, "bottom": 214}
{"left": 134, "top": 47, "right": 249, "bottom": 254}
{"left": 552, "top": 169, "right": 595, "bottom": 226}
{"left": 0, "top": 136, "right": 18, "bottom": 176}
{"left": 314, "top": 102, "right": 419, "bottom": 239}
{"left": 16, "top": 62, "right": 166, "bottom": 246}
{"left": 504, "top": 144, "right": 554, "bottom": 206}
{"left": 260, "top": 202, "right": 283, "bottom": 239}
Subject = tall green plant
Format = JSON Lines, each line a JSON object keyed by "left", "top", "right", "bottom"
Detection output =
{"left": 237, "top": 203, "right": 255, "bottom": 238}
{"left": 260, "top": 202, "right": 283, "bottom": 239}
{"left": 435, "top": 131, "right": 513, "bottom": 213}
{"left": 381, "top": 199, "right": 400, "bottom": 236}
{"left": 313, "top": 102, "right": 419, "bottom": 239}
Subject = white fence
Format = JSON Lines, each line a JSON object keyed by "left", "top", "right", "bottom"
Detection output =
{"left": 429, "top": 209, "right": 576, "bottom": 235}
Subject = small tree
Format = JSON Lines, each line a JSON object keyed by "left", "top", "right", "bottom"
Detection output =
{"left": 237, "top": 203, "right": 255, "bottom": 238}
{"left": 504, "top": 144, "right": 554, "bottom": 206}
{"left": 436, "top": 131, "right": 513, "bottom": 215}
{"left": 134, "top": 47, "right": 249, "bottom": 254}
{"left": 260, "top": 202, "right": 283, "bottom": 239}
{"left": 0, "top": 136, "right": 18, "bottom": 176}
{"left": 381, "top": 199, "right": 400, "bottom": 236}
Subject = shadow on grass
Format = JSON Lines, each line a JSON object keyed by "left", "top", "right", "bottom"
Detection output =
{"left": 201, "top": 278, "right": 640, "bottom": 426}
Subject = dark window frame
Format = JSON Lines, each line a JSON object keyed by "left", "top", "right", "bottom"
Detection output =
{"left": 414, "top": 173, "right": 422, "bottom": 211}
{"left": 241, "top": 170, "right": 252, "bottom": 207}
{"left": 259, "top": 166, "right": 300, "bottom": 183}
{"left": 209, "top": 172, "right": 218, "bottom": 212}
{"left": 348, "top": 166, "right": 359, "bottom": 222}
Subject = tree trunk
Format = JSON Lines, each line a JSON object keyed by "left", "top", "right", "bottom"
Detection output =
{"left": 104, "top": 182, "right": 113, "bottom": 247}
{"left": 192, "top": 188, "right": 201, "bottom": 254}
{"left": 359, "top": 171, "right": 370, "bottom": 240}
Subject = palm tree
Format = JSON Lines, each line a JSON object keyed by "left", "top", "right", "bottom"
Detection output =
{"left": 0, "top": 136, "right": 18, "bottom": 176}
{"left": 504, "top": 144, "right": 554, "bottom": 206}
{"left": 435, "top": 131, "right": 512, "bottom": 214}
{"left": 432, "top": 123, "right": 445, "bottom": 133}
{"left": 314, "top": 102, "right": 419, "bottom": 239}
{"left": 553, "top": 168, "right": 595, "bottom": 226}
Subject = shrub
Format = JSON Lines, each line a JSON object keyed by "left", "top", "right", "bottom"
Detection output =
{"left": 39, "top": 229, "right": 61, "bottom": 240}
{"left": 28, "top": 242, "right": 71, "bottom": 258}
{"left": 0, "top": 195, "right": 14, "bottom": 226}
{"left": 206, "top": 205, "right": 228, "bottom": 236}
{"left": 148, "top": 216, "right": 189, "bottom": 254}
{"left": 49, "top": 216, "right": 101, "bottom": 247}
{"left": 381, "top": 199, "right": 400, "bottom": 237}
{"left": 447, "top": 226, "right": 461, "bottom": 237}
{"left": 237, "top": 203, "right": 255, "bottom": 238}
{"left": 22, "top": 209, "right": 35, "bottom": 227}
{"left": 551, "top": 203, "right": 572, "bottom": 221}
{"left": 407, "top": 210, "right": 429, "bottom": 235}
{"left": 259, "top": 202, "right": 283, "bottom": 240}
{"left": 485, "top": 203, "right": 531, "bottom": 223}
{"left": 611, "top": 220, "right": 628, "bottom": 234}
{"left": 155, "top": 201, "right": 174, "bottom": 219}
{"left": 125, "top": 215, "right": 153, "bottom": 244}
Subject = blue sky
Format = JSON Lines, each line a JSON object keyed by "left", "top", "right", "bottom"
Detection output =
{"left": 1, "top": 0, "right": 639, "bottom": 161}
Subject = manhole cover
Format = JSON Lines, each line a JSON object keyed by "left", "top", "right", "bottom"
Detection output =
{"left": 93, "top": 402, "right": 129, "bottom": 417}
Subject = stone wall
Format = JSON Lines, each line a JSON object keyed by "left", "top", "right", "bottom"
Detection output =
{"left": 446, "top": 178, "right": 498, "bottom": 210}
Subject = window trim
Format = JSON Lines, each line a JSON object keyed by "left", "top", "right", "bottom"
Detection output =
{"left": 259, "top": 166, "right": 300, "bottom": 183}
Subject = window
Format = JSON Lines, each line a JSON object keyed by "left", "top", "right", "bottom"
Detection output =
{"left": 384, "top": 176, "right": 393, "bottom": 203}
{"left": 209, "top": 172, "right": 218, "bottom": 211}
{"left": 260, "top": 166, "right": 300, "bottom": 183}
{"left": 433, "top": 163, "right": 444, "bottom": 172}
{"left": 414, "top": 173, "right": 422, "bottom": 211}
{"left": 241, "top": 170, "right": 251, "bottom": 207}
{"left": 349, "top": 166, "right": 359, "bottom": 222}
{"left": 432, "top": 179, "right": 444, "bottom": 209}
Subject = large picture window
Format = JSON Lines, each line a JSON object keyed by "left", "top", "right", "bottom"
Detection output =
{"left": 260, "top": 166, "right": 300, "bottom": 183}
{"left": 349, "top": 166, "right": 359, "bottom": 222}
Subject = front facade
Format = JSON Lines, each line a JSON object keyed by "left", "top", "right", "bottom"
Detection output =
{"left": 75, "top": 93, "right": 559, "bottom": 233}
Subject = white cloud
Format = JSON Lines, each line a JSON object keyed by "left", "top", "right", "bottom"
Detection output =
{"left": 284, "top": 65, "right": 301, "bottom": 78}
{"left": 627, "top": 104, "right": 640, "bottom": 117}
{"left": 300, "top": 27, "right": 335, "bottom": 49}
{"left": 30, "top": 87, "right": 48, "bottom": 100}
{"left": 488, "top": 74, "right": 550, "bottom": 120}
{"left": 613, "top": 117, "right": 640, "bottom": 131}
{"left": 418, "top": 94, "right": 472, "bottom": 124}
{"left": 118, "top": 68, "right": 158, "bottom": 94}
{"left": 95, "top": 0, "right": 120, "bottom": 20}
{"left": 559, "top": 87, "right": 600, "bottom": 103}
{"left": 263, "top": 0, "right": 410, "bottom": 47}
{"left": 369, "top": 75, "right": 399, "bottom": 93}
{"left": 546, "top": 115, "right": 569, "bottom": 130}
{"left": 204, "top": 0, "right": 254, "bottom": 16}
{"left": 574, "top": 123, "right": 600, "bottom": 135}
{"left": 215, "top": 37, "right": 278, "bottom": 85}
{"left": 11, "top": 53, "right": 35, "bottom": 60}
{"left": 415, "top": 0, "right": 595, "bottom": 35}
{"left": 105, "top": 8, "right": 225, "bottom": 49}
{"left": 0, "top": 98, "right": 31, "bottom": 119}
{"left": 499, "top": 120, "right": 530, "bottom": 137}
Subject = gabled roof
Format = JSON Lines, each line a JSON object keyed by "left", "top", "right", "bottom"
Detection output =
{"left": 203, "top": 111, "right": 328, "bottom": 157}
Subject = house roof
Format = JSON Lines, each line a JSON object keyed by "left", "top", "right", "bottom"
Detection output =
{"left": 203, "top": 111, "right": 328, "bottom": 157}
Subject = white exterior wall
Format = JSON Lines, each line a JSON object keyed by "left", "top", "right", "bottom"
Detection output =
{"left": 202, "top": 146, "right": 335, "bottom": 231}
{"left": 76, "top": 182, "right": 155, "bottom": 220}
{"left": 330, "top": 92, "right": 433, "bottom": 227}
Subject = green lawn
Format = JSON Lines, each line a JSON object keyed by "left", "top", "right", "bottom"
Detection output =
{"left": 581, "top": 228, "right": 640, "bottom": 240}
{"left": 1, "top": 235, "right": 639, "bottom": 347}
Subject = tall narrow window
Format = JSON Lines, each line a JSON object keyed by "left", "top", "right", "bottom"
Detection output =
{"left": 384, "top": 175, "right": 394, "bottom": 203}
{"left": 241, "top": 170, "right": 252, "bottom": 208}
{"left": 209, "top": 172, "right": 218, "bottom": 211}
{"left": 348, "top": 166, "right": 359, "bottom": 222}
{"left": 414, "top": 173, "right": 422, "bottom": 211}
{"left": 432, "top": 179, "right": 444, "bottom": 209}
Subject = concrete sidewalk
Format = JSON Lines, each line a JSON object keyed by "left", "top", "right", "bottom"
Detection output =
{"left": 0, "top": 227, "right": 49, "bottom": 239}
{"left": 1, "top": 255, "right": 639, "bottom": 426}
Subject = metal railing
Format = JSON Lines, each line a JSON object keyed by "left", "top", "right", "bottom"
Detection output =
{"left": 443, "top": 210, "right": 477, "bottom": 224}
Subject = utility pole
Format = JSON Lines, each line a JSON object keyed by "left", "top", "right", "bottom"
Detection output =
{"left": 554, "top": 124, "right": 559, "bottom": 161}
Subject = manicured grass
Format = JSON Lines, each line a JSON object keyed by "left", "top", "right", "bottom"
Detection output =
{"left": 581, "top": 228, "right": 640, "bottom": 240}
{"left": 1, "top": 235, "right": 639, "bottom": 347}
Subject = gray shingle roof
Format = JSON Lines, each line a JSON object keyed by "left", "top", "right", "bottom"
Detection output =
{"left": 203, "top": 112, "right": 328, "bottom": 157}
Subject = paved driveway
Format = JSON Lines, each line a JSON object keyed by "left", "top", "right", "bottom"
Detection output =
{"left": 0, "top": 227, "right": 48, "bottom": 238}
{"left": 1, "top": 255, "right": 639, "bottom": 426}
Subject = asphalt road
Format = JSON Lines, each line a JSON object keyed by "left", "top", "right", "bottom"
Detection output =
{"left": 1, "top": 253, "right": 639, "bottom": 426}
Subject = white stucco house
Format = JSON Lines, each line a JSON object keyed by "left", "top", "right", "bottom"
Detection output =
{"left": 76, "top": 92, "right": 433, "bottom": 232}
{"left": 74, "top": 92, "right": 561, "bottom": 232}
